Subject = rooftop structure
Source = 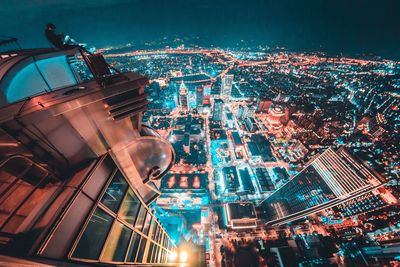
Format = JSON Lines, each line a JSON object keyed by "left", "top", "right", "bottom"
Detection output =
{"left": 212, "top": 98, "right": 224, "bottom": 121}
{"left": 161, "top": 172, "right": 208, "bottom": 192}
{"left": 224, "top": 202, "right": 257, "bottom": 229}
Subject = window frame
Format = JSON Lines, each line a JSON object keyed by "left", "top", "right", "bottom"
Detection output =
{"left": 68, "top": 163, "right": 175, "bottom": 265}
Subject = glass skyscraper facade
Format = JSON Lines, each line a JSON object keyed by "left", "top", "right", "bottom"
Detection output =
{"left": 69, "top": 162, "right": 175, "bottom": 264}
{"left": 260, "top": 165, "right": 336, "bottom": 222}
{"left": 259, "top": 147, "right": 384, "bottom": 225}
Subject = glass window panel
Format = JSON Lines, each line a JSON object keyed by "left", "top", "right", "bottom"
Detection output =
{"left": 72, "top": 208, "right": 113, "bottom": 260}
{"left": 154, "top": 245, "right": 160, "bottom": 263}
{"left": 151, "top": 244, "right": 157, "bottom": 263}
{"left": 158, "top": 247, "right": 163, "bottom": 263}
{"left": 159, "top": 233, "right": 164, "bottom": 247}
{"left": 126, "top": 232, "right": 141, "bottom": 262}
{"left": 152, "top": 245, "right": 158, "bottom": 263}
{"left": 157, "top": 230, "right": 162, "bottom": 244}
{"left": 156, "top": 227, "right": 162, "bottom": 243}
{"left": 102, "top": 221, "right": 132, "bottom": 262}
{"left": 134, "top": 205, "right": 146, "bottom": 230}
{"left": 150, "top": 221, "right": 157, "bottom": 240}
{"left": 136, "top": 238, "right": 147, "bottom": 263}
{"left": 101, "top": 172, "right": 128, "bottom": 213}
{"left": 119, "top": 189, "right": 141, "bottom": 225}
{"left": 163, "top": 250, "right": 167, "bottom": 263}
{"left": 142, "top": 213, "right": 152, "bottom": 236}
{"left": 160, "top": 249, "right": 165, "bottom": 263}
{"left": 147, "top": 242, "right": 154, "bottom": 263}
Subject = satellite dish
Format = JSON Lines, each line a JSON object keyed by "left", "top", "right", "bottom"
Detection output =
{"left": 128, "top": 135, "right": 175, "bottom": 184}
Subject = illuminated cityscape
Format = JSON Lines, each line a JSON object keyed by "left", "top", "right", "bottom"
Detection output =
{"left": 103, "top": 44, "right": 399, "bottom": 266}
{"left": 1, "top": 1, "right": 400, "bottom": 266}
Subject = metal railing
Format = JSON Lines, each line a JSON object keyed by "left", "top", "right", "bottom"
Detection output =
{"left": 0, "top": 154, "right": 59, "bottom": 232}
{"left": 0, "top": 36, "right": 21, "bottom": 53}
{"left": 77, "top": 47, "right": 129, "bottom": 86}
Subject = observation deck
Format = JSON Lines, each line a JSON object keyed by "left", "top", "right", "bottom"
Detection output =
{"left": 0, "top": 39, "right": 177, "bottom": 265}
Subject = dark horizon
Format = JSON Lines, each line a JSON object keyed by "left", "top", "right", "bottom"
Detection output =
{"left": 1, "top": 0, "right": 400, "bottom": 59}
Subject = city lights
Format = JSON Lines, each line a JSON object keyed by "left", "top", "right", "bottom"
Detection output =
{"left": 0, "top": 1, "right": 399, "bottom": 266}
{"left": 180, "top": 251, "right": 188, "bottom": 262}
{"left": 169, "top": 251, "right": 178, "bottom": 262}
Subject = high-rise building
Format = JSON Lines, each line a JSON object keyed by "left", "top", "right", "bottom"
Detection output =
{"left": 223, "top": 202, "right": 257, "bottom": 229}
{"left": 243, "top": 105, "right": 255, "bottom": 119}
{"left": 259, "top": 147, "right": 384, "bottom": 226}
{"left": 179, "top": 82, "right": 189, "bottom": 112}
{"left": 367, "top": 113, "right": 387, "bottom": 139}
{"left": 212, "top": 98, "right": 224, "bottom": 121}
{"left": 0, "top": 46, "right": 176, "bottom": 265}
{"left": 245, "top": 117, "right": 258, "bottom": 133}
{"left": 236, "top": 105, "right": 245, "bottom": 120}
{"left": 221, "top": 74, "right": 233, "bottom": 101}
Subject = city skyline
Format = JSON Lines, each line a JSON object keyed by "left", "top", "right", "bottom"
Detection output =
{"left": 1, "top": 0, "right": 400, "bottom": 59}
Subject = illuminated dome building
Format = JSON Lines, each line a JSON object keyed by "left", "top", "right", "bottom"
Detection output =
{"left": 265, "top": 104, "right": 289, "bottom": 133}
{"left": 0, "top": 39, "right": 178, "bottom": 265}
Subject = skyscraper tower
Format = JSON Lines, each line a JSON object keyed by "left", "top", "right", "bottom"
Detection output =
{"left": 0, "top": 44, "right": 176, "bottom": 265}
{"left": 259, "top": 147, "right": 385, "bottom": 226}
{"left": 236, "top": 105, "right": 245, "bottom": 120}
{"left": 221, "top": 74, "right": 234, "bottom": 101}
{"left": 212, "top": 98, "right": 224, "bottom": 121}
{"left": 179, "top": 82, "right": 189, "bottom": 112}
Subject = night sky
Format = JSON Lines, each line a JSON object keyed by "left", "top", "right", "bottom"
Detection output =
{"left": 1, "top": 0, "right": 399, "bottom": 58}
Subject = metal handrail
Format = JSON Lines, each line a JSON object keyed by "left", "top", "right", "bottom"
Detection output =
{"left": 0, "top": 154, "right": 57, "bottom": 180}
{"left": 0, "top": 35, "right": 22, "bottom": 52}
{"left": 77, "top": 47, "right": 129, "bottom": 85}
{"left": 0, "top": 154, "right": 60, "bottom": 232}
{"left": 0, "top": 36, "right": 21, "bottom": 51}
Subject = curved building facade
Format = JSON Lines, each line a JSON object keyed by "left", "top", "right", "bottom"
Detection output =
{"left": 0, "top": 46, "right": 177, "bottom": 265}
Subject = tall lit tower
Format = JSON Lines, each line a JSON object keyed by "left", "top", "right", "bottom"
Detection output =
{"left": 179, "top": 82, "right": 189, "bottom": 112}
{"left": 221, "top": 74, "right": 234, "bottom": 101}
{"left": 259, "top": 147, "right": 384, "bottom": 226}
{"left": 212, "top": 98, "right": 224, "bottom": 121}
